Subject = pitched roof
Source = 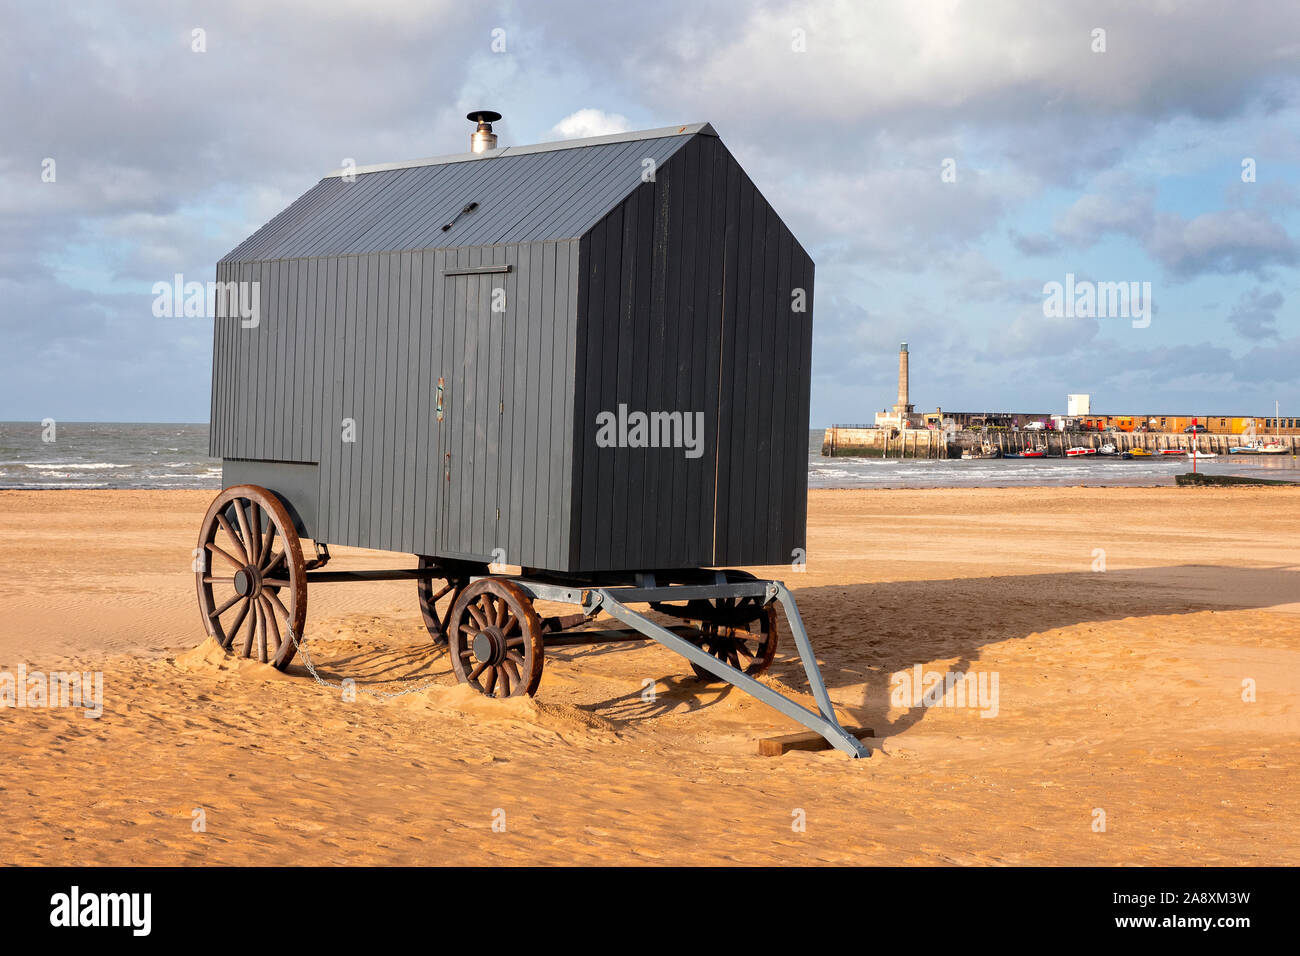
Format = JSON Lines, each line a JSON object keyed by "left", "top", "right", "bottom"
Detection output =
{"left": 222, "top": 123, "right": 714, "bottom": 263}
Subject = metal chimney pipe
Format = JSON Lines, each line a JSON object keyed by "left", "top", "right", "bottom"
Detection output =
{"left": 468, "top": 110, "right": 501, "bottom": 153}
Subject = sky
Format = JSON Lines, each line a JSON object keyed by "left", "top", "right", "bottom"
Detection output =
{"left": 2, "top": 0, "right": 1298, "bottom": 425}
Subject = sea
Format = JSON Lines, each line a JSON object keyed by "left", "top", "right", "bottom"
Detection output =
{"left": 0, "top": 422, "right": 219, "bottom": 490}
{"left": 0, "top": 422, "right": 1295, "bottom": 490}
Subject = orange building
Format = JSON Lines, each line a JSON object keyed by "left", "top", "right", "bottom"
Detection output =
{"left": 1075, "top": 415, "right": 1298, "bottom": 435}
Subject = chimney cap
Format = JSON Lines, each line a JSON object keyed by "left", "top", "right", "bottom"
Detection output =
{"left": 467, "top": 110, "right": 502, "bottom": 125}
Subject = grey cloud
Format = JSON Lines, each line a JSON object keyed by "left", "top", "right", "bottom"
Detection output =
{"left": 1225, "top": 286, "right": 1284, "bottom": 338}
{"left": 1010, "top": 230, "right": 1061, "bottom": 256}
{"left": 1052, "top": 187, "right": 1297, "bottom": 277}
{"left": 1149, "top": 209, "right": 1298, "bottom": 276}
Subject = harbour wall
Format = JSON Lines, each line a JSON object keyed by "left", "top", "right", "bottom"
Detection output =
{"left": 820, "top": 427, "right": 1300, "bottom": 459}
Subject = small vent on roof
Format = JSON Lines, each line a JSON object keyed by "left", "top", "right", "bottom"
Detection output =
{"left": 468, "top": 110, "right": 501, "bottom": 153}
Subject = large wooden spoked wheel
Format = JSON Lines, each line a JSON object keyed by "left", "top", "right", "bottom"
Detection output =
{"left": 687, "top": 596, "right": 779, "bottom": 682}
{"left": 448, "top": 579, "right": 543, "bottom": 698}
{"left": 196, "top": 484, "right": 306, "bottom": 670}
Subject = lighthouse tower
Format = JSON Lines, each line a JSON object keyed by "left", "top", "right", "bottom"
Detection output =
{"left": 892, "top": 342, "right": 915, "bottom": 419}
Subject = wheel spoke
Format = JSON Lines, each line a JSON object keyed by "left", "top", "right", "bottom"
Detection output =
{"left": 469, "top": 660, "right": 487, "bottom": 679}
{"left": 266, "top": 589, "right": 292, "bottom": 627}
{"left": 256, "top": 600, "right": 268, "bottom": 663}
{"left": 260, "top": 522, "right": 278, "bottom": 571}
{"left": 241, "top": 601, "right": 257, "bottom": 657}
{"left": 206, "top": 542, "right": 243, "bottom": 570}
{"left": 502, "top": 612, "right": 518, "bottom": 634}
{"left": 468, "top": 602, "right": 488, "bottom": 629}
{"left": 263, "top": 577, "right": 292, "bottom": 588}
{"left": 209, "top": 591, "right": 243, "bottom": 618}
{"left": 483, "top": 666, "right": 498, "bottom": 695}
{"left": 202, "top": 576, "right": 234, "bottom": 585}
{"left": 232, "top": 500, "right": 254, "bottom": 565}
{"left": 247, "top": 504, "right": 262, "bottom": 565}
{"left": 494, "top": 596, "right": 506, "bottom": 627}
{"left": 261, "top": 596, "right": 281, "bottom": 652}
{"left": 497, "top": 664, "right": 512, "bottom": 696}
{"left": 263, "top": 551, "right": 286, "bottom": 576}
{"left": 215, "top": 514, "right": 248, "bottom": 563}
{"left": 223, "top": 599, "right": 252, "bottom": 650}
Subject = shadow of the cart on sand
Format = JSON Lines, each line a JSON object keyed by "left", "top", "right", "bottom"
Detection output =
{"left": 293, "top": 563, "right": 1297, "bottom": 741}
{"left": 778, "top": 562, "right": 1299, "bottom": 740}
{"left": 563, "top": 562, "right": 1300, "bottom": 738}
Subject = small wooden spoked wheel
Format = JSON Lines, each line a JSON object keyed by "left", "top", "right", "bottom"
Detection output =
{"left": 688, "top": 597, "right": 779, "bottom": 682}
{"left": 448, "top": 579, "right": 543, "bottom": 698}
{"left": 416, "top": 556, "right": 480, "bottom": 646}
{"left": 196, "top": 484, "right": 306, "bottom": 670}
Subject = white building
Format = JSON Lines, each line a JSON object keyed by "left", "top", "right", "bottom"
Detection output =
{"left": 1067, "top": 393, "right": 1091, "bottom": 416}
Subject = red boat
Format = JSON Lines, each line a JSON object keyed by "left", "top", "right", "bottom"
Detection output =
{"left": 1065, "top": 446, "right": 1097, "bottom": 457}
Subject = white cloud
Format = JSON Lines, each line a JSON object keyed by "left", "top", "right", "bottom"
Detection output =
{"left": 546, "top": 109, "right": 632, "bottom": 141}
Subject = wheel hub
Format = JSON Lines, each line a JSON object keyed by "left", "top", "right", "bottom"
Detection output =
{"left": 472, "top": 627, "right": 507, "bottom": 665}
{"left": 233, "top": 567, "right": 260, "bottom": 597}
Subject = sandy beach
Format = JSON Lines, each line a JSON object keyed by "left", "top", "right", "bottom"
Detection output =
{"left": 1, "top": 486, "right": 1297, "bottom": 865}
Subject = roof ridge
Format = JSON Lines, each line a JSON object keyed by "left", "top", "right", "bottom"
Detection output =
{"left": 321, "top": 122, "right": 715, "bottom": 179}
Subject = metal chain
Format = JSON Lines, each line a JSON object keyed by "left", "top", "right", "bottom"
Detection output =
{"left": 285, "top": 623, "right": 449, "bottom": 699}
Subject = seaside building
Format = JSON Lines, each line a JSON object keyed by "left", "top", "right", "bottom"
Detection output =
{"left": 860, "top": 345, "right": 1296, "bottom": 435}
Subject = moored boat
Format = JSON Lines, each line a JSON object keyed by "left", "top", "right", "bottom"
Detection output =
{"left": 1065, "top": 446, "right": 1097, "bottom": 457}
{"left": 1231, "top": 441, "right": 1288, "bottom": 455}
{"left": 961, "top": 444, "right": 1002, "bottom": 460}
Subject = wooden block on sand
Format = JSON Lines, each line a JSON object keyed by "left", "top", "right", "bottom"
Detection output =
{"left": 758, "top": 727, "right": 874, "bottom": 756}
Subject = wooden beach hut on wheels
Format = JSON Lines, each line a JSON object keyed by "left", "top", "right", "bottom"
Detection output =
{"left": 197, "top": 113, "right": 867, "bottom": 756}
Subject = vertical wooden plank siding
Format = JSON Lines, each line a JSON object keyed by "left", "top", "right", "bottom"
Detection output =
{"left": 210, "top": 131, "right": 809, "bottom": 572}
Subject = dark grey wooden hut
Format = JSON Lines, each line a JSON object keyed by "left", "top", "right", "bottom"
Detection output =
{"left": 209, "top": 122, "right": 814, "bottom": 574}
